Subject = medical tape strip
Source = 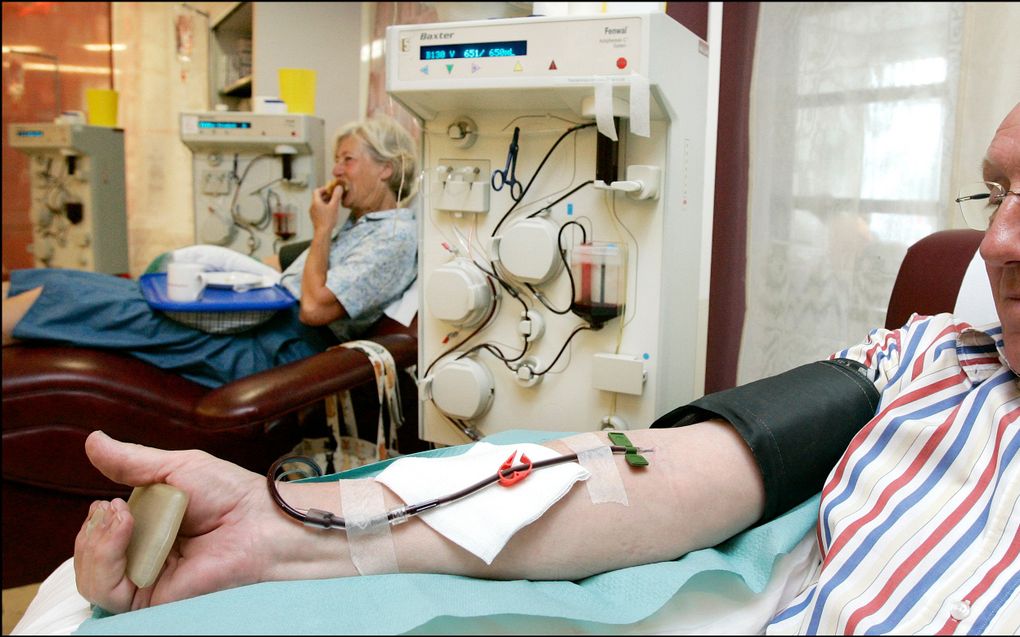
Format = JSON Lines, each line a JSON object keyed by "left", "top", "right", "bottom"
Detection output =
{"left": 594, "top": 79, "right": 618, "bottom": 141}
{"left": 340, "top": 478, "right": 400, "bottom": 575}
{"left": 629, "top": 73, "right": 650, "bottom": 137}
{"left": 563, "top": 433, "right": 629, "bottom": 506}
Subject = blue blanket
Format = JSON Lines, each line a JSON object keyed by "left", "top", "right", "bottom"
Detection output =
{"left": 75, "top": 430, "right": 819, "bottom": 635}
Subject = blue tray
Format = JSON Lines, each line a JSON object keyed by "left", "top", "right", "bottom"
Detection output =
{"left": 140, "top": 273, "right": 296, "bottom": 313}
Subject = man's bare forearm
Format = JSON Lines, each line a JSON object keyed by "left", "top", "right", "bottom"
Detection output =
{"left": 265, "top": 421, "right": 765, "bottom": 582}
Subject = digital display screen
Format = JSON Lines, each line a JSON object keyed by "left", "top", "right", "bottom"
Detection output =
{"left": 198, "top": 120, "right": 252, "bottom": 129}
{"left": 421, "top": 40, "right": 527, "bottom": 61}
{"left": 16, "top": 130, "right": 44, "bottom": 137}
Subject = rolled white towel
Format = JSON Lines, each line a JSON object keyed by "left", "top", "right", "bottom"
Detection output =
{"left": 171, "top": 245, "right": 282, "bottom": 289}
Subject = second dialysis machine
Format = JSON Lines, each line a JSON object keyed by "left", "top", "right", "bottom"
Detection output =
{"left": 179, "top": 112, "right": 325, "bottom": 261}
{"left": 8, "top": 122, "right": 128, "bottom": 274}
{"left": 387, "top": 13, "right": 712, "bottom": 445}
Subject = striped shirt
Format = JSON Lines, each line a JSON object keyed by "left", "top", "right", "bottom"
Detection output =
{"left": 768, "top": 313, "right": 1019, "bottom": 635}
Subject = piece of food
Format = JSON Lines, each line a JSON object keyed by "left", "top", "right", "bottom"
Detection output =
{"left": 323, "top": 178, "right": 343, "bottom": 201}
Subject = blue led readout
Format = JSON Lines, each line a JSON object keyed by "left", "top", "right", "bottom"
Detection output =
{"left": 421, "top": 40, "right": 527, "bottom": 61}
{"left": 198, "top": 121, "right": 252, "bottom": 129}
{"left": 16, "top": 130, "right": 44, "bottom": 137}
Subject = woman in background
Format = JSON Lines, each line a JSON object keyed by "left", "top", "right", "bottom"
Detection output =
{"left": 1, "top": 114, "right": 418, "bottom": 388}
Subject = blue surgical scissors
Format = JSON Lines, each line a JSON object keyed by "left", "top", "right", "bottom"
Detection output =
{"left": 492, "top": 126, "right": 523, "bottom": 202}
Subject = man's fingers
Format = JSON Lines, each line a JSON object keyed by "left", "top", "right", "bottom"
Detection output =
{"left": 74, "top": 499, "right": 137, "bottom": 614}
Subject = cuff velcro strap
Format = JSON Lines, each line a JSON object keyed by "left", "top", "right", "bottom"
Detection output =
{"left": 651, "top": 359, "right": 880, "bottom": 523}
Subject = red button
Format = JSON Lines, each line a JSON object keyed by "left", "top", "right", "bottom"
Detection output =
{"left": 616, "top": 57, "right": 627, "bottom": 69}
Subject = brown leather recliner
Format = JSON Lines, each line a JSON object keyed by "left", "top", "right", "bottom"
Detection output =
{"left": 883, "top": 229, "right": 984, "bottom": 329}
{"left": 2, "top": 243, "right": 421, "bottom": 588}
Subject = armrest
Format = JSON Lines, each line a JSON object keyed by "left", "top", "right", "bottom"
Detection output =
{"left": 3, "top": 344, "right": 206, "bottom": 425}
{"left": 195, "top": 333, "right": 417, "bottom": 426}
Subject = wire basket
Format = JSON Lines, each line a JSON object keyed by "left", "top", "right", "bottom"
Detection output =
{"left": 161, "top": 309, "right": 279, "bottom": 334}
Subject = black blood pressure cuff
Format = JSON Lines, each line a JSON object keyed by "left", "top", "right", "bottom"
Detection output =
{"left": 651, "top": 359, "right": 880, "bottom": 524}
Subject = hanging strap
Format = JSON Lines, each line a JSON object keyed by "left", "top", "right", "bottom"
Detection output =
{"left": 328, "top": 340, "right": 404, "bottom": 461}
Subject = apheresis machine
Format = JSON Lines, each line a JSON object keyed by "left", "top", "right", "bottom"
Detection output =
{"left": 387, "top": 13, "right": 711, "bottom": 445}
{"left": 179, "top": 112, "right": 325, "bottom": 261}
{"left": 8, "top": 122, "right": 128, "bottom": 274}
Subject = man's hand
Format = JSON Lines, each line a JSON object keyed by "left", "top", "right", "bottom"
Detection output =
{"left": 73, "top": 431, "right": 278, "bottom": 613}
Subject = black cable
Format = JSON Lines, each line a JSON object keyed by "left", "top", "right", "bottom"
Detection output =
{"left": 229, "top": 153, "right": 275, "bottom": 229}
{"left": 491, "top": 122, "right": 596, "bottom": 238}
{"left": 526, "top": 282, "right": 569, "bottom": 315}
{"left": 527, "top": 220, "right": 588, "bottom": 315}
{"left": 533, "top": 324, "right": 593, "bottom": 376}
{"left": 526, "top": 180, "right": 594, "bottom": 218}
{"left": 446, "top": 417, "right": 481, "bottom": 441}
{"left": 458, "top": 340, "right": 529, "bottom": 371}
{"left": 423, "top": 277, "right": 500, "bottom": 378}
{"left": 461, "top": 258, "right": 527, "bottom": 318}
{"left": 485, "top": 259, "right": 529, "bottom": 315}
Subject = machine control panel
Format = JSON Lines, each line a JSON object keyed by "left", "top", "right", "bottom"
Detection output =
{"left": 394, "top": 16, "right": 642, "bottom": 82}
{"left": 9, "top": 123, "right": 75, "bottom": 149}
{"left": 180, "top": 112, "right": 321, "bottom": 150}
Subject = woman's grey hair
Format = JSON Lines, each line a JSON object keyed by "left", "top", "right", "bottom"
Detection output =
{"left": 335, "top": 114, "right": 419, "bottom": 206}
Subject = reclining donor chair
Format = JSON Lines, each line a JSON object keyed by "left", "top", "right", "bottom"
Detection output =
{"left": 2, "top": 242, "right": 421, "bottom": 588}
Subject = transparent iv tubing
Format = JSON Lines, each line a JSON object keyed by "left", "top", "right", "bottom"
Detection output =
{"left": 605, "top": 190, "right": 640, "bottom": 329}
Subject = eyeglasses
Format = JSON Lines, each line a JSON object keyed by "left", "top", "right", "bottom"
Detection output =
{"left": 955, "top": 181, "right": 1019, "bottom": 230}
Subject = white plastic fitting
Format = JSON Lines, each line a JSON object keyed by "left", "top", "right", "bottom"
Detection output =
{"left": 592, "top": 165, "right": 661, "bottom": 201}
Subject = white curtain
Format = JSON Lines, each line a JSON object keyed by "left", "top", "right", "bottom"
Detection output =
{"left": 737, "top": 2, "right": 964, "bottom": 384}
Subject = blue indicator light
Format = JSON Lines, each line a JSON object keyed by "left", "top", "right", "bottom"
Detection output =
{"left": 17, "top": 130, "right": 44, "bottom": 137}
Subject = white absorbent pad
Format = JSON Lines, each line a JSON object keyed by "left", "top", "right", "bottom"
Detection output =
{"left": 375, "top": 442, "right": 589, "bottom": 564}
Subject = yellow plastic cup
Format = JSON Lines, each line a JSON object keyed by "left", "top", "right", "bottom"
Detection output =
{"left": 278, "top": 68, "right": 317, "bottom": 115}
{"left": 86, "top": 88, "right": 119, "bottom": 127}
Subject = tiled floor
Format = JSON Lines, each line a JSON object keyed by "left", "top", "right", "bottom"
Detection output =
{"left": 2, "top": 583, "right": 40, "bottom": 635}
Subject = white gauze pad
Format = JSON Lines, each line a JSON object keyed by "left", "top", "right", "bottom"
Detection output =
{"left": 375, "top": 442, "right": 589, "bottom": 564}
{"left": 563, "top": 432, "right": 629, "bottom": 506}
{"left": 341, "top": 478, "right": 399, "bottom": 575}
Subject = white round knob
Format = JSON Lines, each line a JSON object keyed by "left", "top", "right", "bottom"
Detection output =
{"left": 199, "top": 209, "right": 236, "bottom": 246}
{"left": 430, "top": 357, "right": 495, "bottom": 420}
{"left": 496, "top": 217, "right": 562, "bottom": 284}
{"left": 426, "top": 258, "right": 493, "bottom": 328}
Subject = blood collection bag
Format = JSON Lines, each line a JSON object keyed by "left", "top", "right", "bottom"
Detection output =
{"left": 273, "top": 204, "right": 296, "bottom": 240}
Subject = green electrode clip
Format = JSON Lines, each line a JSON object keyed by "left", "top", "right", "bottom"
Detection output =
{"left": 607, "top": 431, "right": 649, "bottom": 467}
